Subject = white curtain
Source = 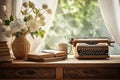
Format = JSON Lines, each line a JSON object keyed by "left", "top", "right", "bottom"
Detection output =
{"left": 0, "top": 0, "right": 12, "bottom": 41}
{"left": 27, "top": 0, "right": 58, "bottom": 53}
{"left": 99, "top": 0, "right": 120, "bottom": 46}
{"left": 10, "top": 0, "right": 58, "bottom": 53}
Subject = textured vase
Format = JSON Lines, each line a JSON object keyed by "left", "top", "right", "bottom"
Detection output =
{"left": 12, "top": 32, "right": 30, "bottom": 59}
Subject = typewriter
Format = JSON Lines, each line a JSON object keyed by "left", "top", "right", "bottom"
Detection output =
{"left": 69, "top": 37, "right": 114, "bottom": 59}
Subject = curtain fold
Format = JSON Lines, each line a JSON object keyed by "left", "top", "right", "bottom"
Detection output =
{"left": 26, "top": 0, "right": 58, "bottom": 53}
{"left": 99, "top": 0, "right": 120, "bottom": 46}
{"left": 12, "top": 0, "right": 24, "bottom": 18}
{"left": 0, "top": 0, "right": 12, "bottom": 41}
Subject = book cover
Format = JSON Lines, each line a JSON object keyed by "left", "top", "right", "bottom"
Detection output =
{"left": 0, "top": 56, "right": 12, "bottom": 62}
{"left": 0, "top": 46, "right": 9, "bottom": 48}
{"left": 27, "top": 56, "right": 67, "bottom": 62}
{"left": 43, "top": 56, "right": 67, "bottom": 62}
{"left": 0, "top": 52, "right": 10, "bottom": 56}
{"left": 0, "top": 44, "right": 8, "bottom": 48}
{"left": 0, "top": 48, "right": 9, "bottom": 52}
{"left": 0, "top": 41, "right": 7, "bottom": 44}
{"left": 27, "top": 53, "right": 55, "bottom": 59}
{"left": 27, "top": 50, "right": 67, "bottom": 62}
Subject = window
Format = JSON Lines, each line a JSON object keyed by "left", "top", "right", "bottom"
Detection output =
{"left": 43, "top": 0, "right": 120, "bottom": 55}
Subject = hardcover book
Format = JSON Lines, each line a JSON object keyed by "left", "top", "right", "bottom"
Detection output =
{"left": 0, "top": 41, "right": 11, "bottom": 62}
{"left": 27, "top": 50, "right": 67, "bottom": 62}
{"left": 27, "top": 56, "right": 67, "bottom": 62}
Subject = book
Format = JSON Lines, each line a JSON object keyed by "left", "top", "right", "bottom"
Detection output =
{"left": 0, "top": 41, "right": 11, "bottom": 62}
{"left": 0, "top": 45, "right": 8, "bottom": 48}
{"left": 0, "top": 48, "right": 9, "bottom": 52}
{"left": 0, "top": 52, "right": 10, "bottom": 56}
{"left": 27, "top": 56, "right": 67, "bottom": 62}
{"left": 27, "top": 53, "right": 55, "bottom": 59}
{"left": 0, "top": 41, "right": 7, "bottom": 44}
{"left": 27, "top": 50, "right": 67, "bottom": 62}
{"left": 0, "top": 41, "right": 8, "bottom": 47}
{"left": 0, "top": 56, "right": 12, "bottom": 62}
{"left": 41, "top": 50, "right": 67, "bottom": 57}
{"left": 0, "top": 44, "right": 10, "bottom": 56}
{"left": 0, "top": 41, "right": 9, "bottom": 51}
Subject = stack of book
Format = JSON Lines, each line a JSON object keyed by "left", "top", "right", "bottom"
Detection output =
{"left": 27, "top": 50, "right": 67, "bottom": 62}
{"left": 0, "top": 41, "right": 12, "bottom": 62}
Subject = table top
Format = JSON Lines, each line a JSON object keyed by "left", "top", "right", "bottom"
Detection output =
{"left": 0, "top": 55, "right": 120, "bottom": 68}
{"left": 15, "top": 55, "right": 120, "bottom": 63}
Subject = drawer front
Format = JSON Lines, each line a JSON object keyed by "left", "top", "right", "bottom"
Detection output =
{"left": 63, "top": 67, "right": 120, "bottom": 79}
{"left": 1, "top": 68, "right": 56, "bottom": 79}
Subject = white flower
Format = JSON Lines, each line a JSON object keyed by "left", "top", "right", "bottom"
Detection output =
{"left": 10, "top": 19, "right": 25, "bottom": 33}
{"left": 4, "top": 30, "right": 12, "bottom": 37}
{"left": 28, "top": 19, "right": 40, "bottom": 32}
{"left": 2, "top": 5, "right": 7, "bottom": 12}
{"left": 42, "top": 4, "right": 48, "bottom": 9}
{"left": 23, "top": 2, "right": 29, "bottom": 8}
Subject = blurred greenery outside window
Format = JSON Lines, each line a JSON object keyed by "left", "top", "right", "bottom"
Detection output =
{"left": 43, "top": 0, "right": 120, "bottom": 55}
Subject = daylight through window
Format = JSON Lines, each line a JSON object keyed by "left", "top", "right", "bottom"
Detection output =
{"left": 43, "top": 0, "right": 120, "bottom": 55}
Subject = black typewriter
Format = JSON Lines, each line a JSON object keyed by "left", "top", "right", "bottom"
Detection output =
{"left": 69, "top": 37, "right": 114, "bottom": 59}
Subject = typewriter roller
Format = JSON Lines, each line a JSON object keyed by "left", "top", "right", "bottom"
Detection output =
{"left": 69, "top": 37, "right": 114, "bottom": 59}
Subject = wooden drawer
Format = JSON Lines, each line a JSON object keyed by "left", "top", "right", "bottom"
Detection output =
{"left": 63, "top": 67, "right": 120, "bottom": 79}
{"left": 1, "top": 68, "right": 56, "bottom": 79}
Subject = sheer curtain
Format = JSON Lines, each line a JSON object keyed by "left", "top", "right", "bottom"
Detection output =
{"left": 99, "top": 0, "right": 120, "bottom": 46}
{"left": 27, "top": 0, "right": 58, "bottom": 53}
{"left": 1, "top": 0, "right": 58, "bottom": 53}
{"left": 0, "top": 0, "right": 12, "bottom": 41}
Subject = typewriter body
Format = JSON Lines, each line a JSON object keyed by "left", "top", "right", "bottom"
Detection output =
{"left": 69, "top": 37, "right": 114, "bottom": 59}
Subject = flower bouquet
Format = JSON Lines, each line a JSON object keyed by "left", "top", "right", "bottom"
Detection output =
{"left": 0, "top": 1, "right": 51, "bottom": 38}
{"left": 0, "top": 1, "right": 52, "bottom": 59}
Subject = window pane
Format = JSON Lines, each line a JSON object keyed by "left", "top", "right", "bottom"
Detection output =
{"left": 43, "top": 0, "right": 120, "bottom": 55}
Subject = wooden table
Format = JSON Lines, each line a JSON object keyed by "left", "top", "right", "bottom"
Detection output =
{"left": 0, "top": 55, "right": 120, "bottom": 80}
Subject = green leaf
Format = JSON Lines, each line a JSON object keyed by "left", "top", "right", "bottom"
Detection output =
{"left": 24, "top": 17, "right": 28, "bottom": 22}
{"left": 38, "top": 30, "right": 46, "bottom": 38}
{"left": 31, "top": 31, "right": 39, "bottom": 38}
{"left": 34, "top": 31, "right": 39, "bottom": 37}
{"left": 21, "top": 11, "right": 25, "bottom": 15}
{"left": 30, "top": 32, "right": 35, "bottom": 39}
{"left": 10, "top": 15, "right": 14, "bottom": 21}
{"left": 4, "top": 20, "right": 10, "bottom": 26}
{"left": 33, "top": 8, "right": 36, "bottom": 13}
{"left": 35, "top": 9, "right": 40, "bottom": 14}
{"left": 15, "top": 32, "right": 22, "bottom": 38}
{"left": 4, "top": 15, "right": 14, "bottom": 26}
